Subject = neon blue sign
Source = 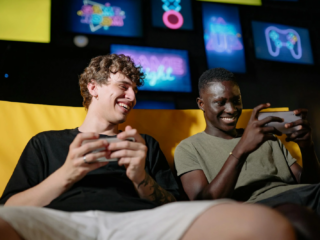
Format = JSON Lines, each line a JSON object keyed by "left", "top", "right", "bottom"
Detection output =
{"left": 111, "top": 44, "right": 192, "bottom": 92}
{"left": 66, "top": 0, "right": 143, "bottom": 37}
{"left": 77, "top": 1, "right": 126, "bottom": 31}
{"left": 202, "top": 3, "right": 246, "bottom": 73}
{"left": 265, "top": 26, "right": 302, "bottom": 59}
{"left": 205, "top": 17, "right": 243, "bottom": 53}
{"left": 252, "top": 21, "right": 313, "bottom": 65}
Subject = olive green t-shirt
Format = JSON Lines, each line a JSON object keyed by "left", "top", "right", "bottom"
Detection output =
{"left": 174, "top": 131, "right": 308, "bottom": 202}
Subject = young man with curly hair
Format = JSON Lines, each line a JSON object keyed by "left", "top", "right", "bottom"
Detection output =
{"left": 0, "top": 55, "right": 295, "bottom": 240}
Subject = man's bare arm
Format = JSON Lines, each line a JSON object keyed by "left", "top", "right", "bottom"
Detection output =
{"left": 5, "top": 133, "right": 109, "bottom": 206}
{"left": 5, "top": 169, "right": 70, "bottom": 206}
{"left": 286, "top": 109, "right": 320, "bottom": 184}
{"left": 135, "top": 173, "right": 176, "bottom": 205}
{"left": 112, "top": 126, "right": 176, "bottom": 205}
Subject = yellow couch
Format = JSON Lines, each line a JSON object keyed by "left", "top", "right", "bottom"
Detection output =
{"left": 0, "top": 100, "right": 302, "bottom": 197}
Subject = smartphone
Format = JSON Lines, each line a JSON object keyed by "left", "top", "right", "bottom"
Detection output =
{"left": 258, "top": 111, "right": 302, "bottom": 134}
{"left": 82, "top": 137, "right": 135, "bottom": 162}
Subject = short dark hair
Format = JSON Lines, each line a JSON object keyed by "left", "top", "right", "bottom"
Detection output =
{"left": 198, "top": 68, "right": 237, "bottom": 94}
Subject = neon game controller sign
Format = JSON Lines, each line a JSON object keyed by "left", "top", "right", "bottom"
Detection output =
{"left": 77, "top": 1, "right": 126, "bottom": 32}
{"left": 205, "top": 17, "right": 243, "bottom": 53}
{"left": 265, "top": 26, "right": 302, "bottom": 59}
{"left": 162, "top": 0, "right": 184, "bottom": 29}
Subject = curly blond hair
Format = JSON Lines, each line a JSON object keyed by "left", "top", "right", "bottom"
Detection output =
{"left": 79, "top": 54, "right": 144, "bottom": 109}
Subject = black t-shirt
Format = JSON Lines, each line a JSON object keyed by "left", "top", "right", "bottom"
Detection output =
{"left": 0, "top": 128, "right": 180, "bottom": 212}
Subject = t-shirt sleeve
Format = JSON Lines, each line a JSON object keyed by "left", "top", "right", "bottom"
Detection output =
{"left": 0, "top": 136, "right": 44, "bottom": 204}
{"left": 275, "top": 139, "right": 297, "bottom": 167}
{"left": 143, "top": 135, "right": 181, "bottom": 200}
{"left": 174, "top": 140, "right": 202, "bottom": 177}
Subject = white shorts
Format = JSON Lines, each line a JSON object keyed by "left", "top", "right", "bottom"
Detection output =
{"left": 0, "top": 200, "right": 233, "bottom": 240}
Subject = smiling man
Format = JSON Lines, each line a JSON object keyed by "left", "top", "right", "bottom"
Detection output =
{"left": 175, "top": 67, "right": 320, "bottom": 238}
{"left": 0, "top": 57, "right": 296, "bottom": 240}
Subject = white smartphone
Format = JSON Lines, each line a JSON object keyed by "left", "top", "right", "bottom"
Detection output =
{"left": 82, "top": 137, "right": 135, "bottom": 162}
{"left": 258, "top": 111, "right": 302, "bottom": 134}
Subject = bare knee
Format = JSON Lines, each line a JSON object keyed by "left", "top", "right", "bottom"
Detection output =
{"left": 274, "top": 203, "right": 320, "bottom": 240}
{"left": 0, "top": 217, "right": 23, "bottom": 240}
{"left": 181, "top": 203, "right": 296, "bottom": 240}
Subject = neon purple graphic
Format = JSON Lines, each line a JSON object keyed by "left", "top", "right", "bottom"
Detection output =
{"left": 111, "top": 44, "right": 191, "bottom": 92}
{"left": 123, "top": 52, "right": 186, "bottom": 86}
{"left": 205, "top": 17, "right": 243, "bottom": 53}
{"left": 162, "top": 0, "right": 184, "bottom": 29}
{"left": 265, "top": 26, "right": 302, "bottom": 59}
{"left": 77, "top": 1, "right": 126, "bottom": 32}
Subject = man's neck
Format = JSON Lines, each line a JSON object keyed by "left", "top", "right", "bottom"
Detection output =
{"left": 79, "top": 108, "right": 119, "bottom": 136}
{"left": 204, "top": 123, "right": 237, "bottom": 140}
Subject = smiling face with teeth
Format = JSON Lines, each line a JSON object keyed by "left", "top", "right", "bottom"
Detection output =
{"left": 90, "top": 72, "right": 137, "bottom": 125}
{"left": 197, "top": 80, "right": 243, "bottom": 139}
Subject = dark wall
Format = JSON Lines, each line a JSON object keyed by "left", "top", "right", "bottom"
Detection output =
{"left": 1, "top": 0, "right": 320, "bottom": 156}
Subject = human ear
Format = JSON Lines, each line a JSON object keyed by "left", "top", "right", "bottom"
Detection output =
{"left": 197, "top": 97, "right": 205, "bottom": 112}
{"left": 87, "top": 80, "right": 98, "bottom": 97}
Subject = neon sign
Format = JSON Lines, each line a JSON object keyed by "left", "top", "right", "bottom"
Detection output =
{"left": 205, "top": 17, "right": 243, "bottom": 53}
{"left": 251, "top": 21, "right": 313, "bottom": 65}
{"left": 77, "top": 1, "right": 126, "bottom": 32}
{"left": 128, "top": 54, "right": 185, "bottom": 87}
{"left": 111, "top": 44, "right": 192, "bottom": 92}
{"left": 265, "top": 26, "right": 302, "bottom": 59}
{"left": 134, "top": 55, "right": 185, "bottom": 86}
{"left": 202, "top": 3, "right": 246, "bottom": 73}
{"left": 162, "top": 0, "right": 183, "bottom": 29}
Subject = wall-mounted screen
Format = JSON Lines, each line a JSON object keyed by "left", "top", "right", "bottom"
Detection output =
{"left": 197, "top": 0, "right": 261, "bottom": 6}
{"left": 266, "top": 0, "right": 298, "bottom": 2}
{"left": 0, "top": 0, "right": 51, "bottom": 43}
{"left": 134, "top": 100, "right": 176, "bottom": 109}
{"left": 111, "top": 44, "right": 192, "bottom": 92}
{"left": 252, "top": 21, "right": 313, "bottom": 65}
{"left": 151, "top": 0, "right": 193, "bottom": 30}
{"left": 202, "top": 3, "right": 246, "bottom": 73}
{"left": 65, "top": 0, "right": 143, "bottom": 37}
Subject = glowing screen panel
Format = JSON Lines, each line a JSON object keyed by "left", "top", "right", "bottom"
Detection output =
{"left": 65, "top": 0, "right": 143, "bottom": 37}
{"left": 111, "top": 44, "right": 192, "bottom": 92}
{"left": 202, "top": 3, "right": 246, "bottom": 73}
{"left": 151, "top": 0, "right": 193, "bottom": 30}
{"left": 252, "top": 21, "right": 313, "bottom": 65}
{"left": 196, "top": 0, "right": 261, "bottom": 6}
{"left": 134, "top": 100, "right": 176, "bottom": 109}
{"left": 267, "top": 0, "right": 298, "bottom": 1}
{"left": 0, "top": 0, "right": 51, "bottom": 43}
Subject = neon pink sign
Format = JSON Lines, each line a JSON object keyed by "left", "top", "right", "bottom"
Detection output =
{"left": 124, "top": 53, "right": 186, "bottom": 76}
{"left": 77, "top": 1, "right": 126, "bottom": 32}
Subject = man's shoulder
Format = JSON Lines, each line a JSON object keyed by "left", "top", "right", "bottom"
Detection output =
{"left": 175, "top": 132, "right": 205, "bottom": 153}
{"left": 140, "top": 133, "right": 157, "bottom": 143}
{"left": 178, "top": 132, "right": 205, "bottom": 146}
{"left": 32, "top": 128, "right": 78, "bottom": 143}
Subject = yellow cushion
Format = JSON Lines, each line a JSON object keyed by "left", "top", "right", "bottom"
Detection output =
{"left": 0, "top": 101, "right": 302, "bottom": 197}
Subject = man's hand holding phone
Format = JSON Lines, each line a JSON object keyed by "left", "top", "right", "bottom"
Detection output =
{"left": 285, "top": 109, "right": 313, "bottom": 149}
{"left": 235, "top": 103, "right": 283, "bottom": 157}
{"left": 257, "top": 108, "right": 312, "bottom": 149}
{"left": 108, "top": 125, "right": 148, "bottom": 185}
{"left": 59, "top": 133, "right": 110, "bottom": 188}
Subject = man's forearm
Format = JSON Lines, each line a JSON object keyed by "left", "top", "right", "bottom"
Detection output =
{"left": 300, "top": 145, "right": 320, "bottom": 184}
{"left": 199, "top": 146, "right": 248, "bottom": 200}
{"left": 134, "top": 173, "right": 176, "bottom": 205}
{"left": 5, "top": 168, "right": 70, "bottom": 207}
